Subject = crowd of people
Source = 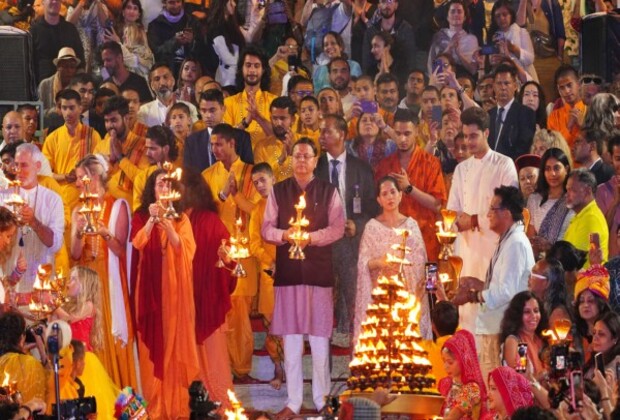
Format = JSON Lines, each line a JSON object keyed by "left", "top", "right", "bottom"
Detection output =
{"left": 0, "top": 0, "right": 619, "bottom": 417}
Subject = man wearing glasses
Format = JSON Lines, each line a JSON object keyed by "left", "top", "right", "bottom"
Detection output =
{"left": 262, "top": 138, "right": 344, "bottom": 419}
{"left": 446, "top": 107, "right": 518, "bottom": 334}
{"left": 452, "top": 185, "right": 534, "bottom": 381}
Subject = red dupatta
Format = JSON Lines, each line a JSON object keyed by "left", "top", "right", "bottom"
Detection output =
{"left": 439, "top": 330, "right": 488, "bottom": 417}
{"left": 487, "top": 367, "right": 534, "bottom": 417}
{"left": 130, "top": 210, "right": 165, "bottom": 378}
{"left": 188, "top": 209, "right": 236, "bottom": 343}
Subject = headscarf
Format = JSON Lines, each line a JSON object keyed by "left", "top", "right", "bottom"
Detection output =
{"left": 439, "top": 330, "right": 488, "bottom": 415}
{"left": 488, "top": 366, "right": 534, "bottom": 416}
{"left": 575, "top": 265, "right": 610, "bottom": 301}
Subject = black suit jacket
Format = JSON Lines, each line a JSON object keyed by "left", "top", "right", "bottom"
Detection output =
{"left": 315, "top": 153, "right": 379, "bottom": 234}
{"left": 591, "top": 159, "right": 614, "bottom": 185}
{"left": 488, "top": 101, "right": 536, "bottom": 160}
{"left": 184, "top": 127, "right": 254, "bottom": 173}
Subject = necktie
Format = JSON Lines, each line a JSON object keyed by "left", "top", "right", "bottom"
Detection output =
{"left": 330, "top": 159, "right": 340, "bottom": 190}
{"left": 494, "top": 107, "right": 505, "bottom": 149}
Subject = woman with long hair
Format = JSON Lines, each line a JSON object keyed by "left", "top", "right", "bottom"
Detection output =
{"left": 0, "top": 208, "right": 24, "bottom": 307}
{"left": 428, "top": 0, "right": 479, "bottom": 76}
{"left": 52, "top": 266, "right": 120, "bottom": 419}
{"left": 528, "top": 257, "right": 572, "bottom": 326}
{"left": 520, "top": 81, "right": 547, "bottom": 129}
{"left": 487, "top": 367, "right": 534, "bottom": 419}
{"left": 131, "top": 169, "right": 200, "bottom": 418}
{"left": 527, "top": 147, "right": 574, "bottom": 258}
{"left": 347, "top": 112, "right": 397, "bottom": 168}
{"left": 206, "top": 0, "right": 264, "bottom": 86}
{"left": 313, "top": 31, "right": 362, "bottom": 93}
{"left": 354, "top": 176, "right": 430, "bottom": 345}
{"left": 175, "top": 57, "right": 203, "bottom": 104}
{"left": 182, "top": 168, "right": 234, "bottom": 410}
{"left": 103, "top": 0, "right": 154, "bottom": 79}
{"left": 584, "top": 311, "right": 620, "bottom": 380}
{"left": 438, "top": 329, "right": 487, "bottom": 419}
{"left": 70, "top": 154, "right": 137, "bottom": 389}
{"left": 487, "top": 0, "right": 537, "bottom": 81}
{"left": 573, "top": 265, "right": 612, "bottom": 361}
{"left": 499, "top": 291, "right": 548, "bottom": 378}
{"left": 370, "top": 32, "right": 398, "bottom": 79}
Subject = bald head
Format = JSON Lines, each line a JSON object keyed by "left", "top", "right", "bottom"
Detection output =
{"left": 2, "top": 112, "right": 24, "bottom": 144}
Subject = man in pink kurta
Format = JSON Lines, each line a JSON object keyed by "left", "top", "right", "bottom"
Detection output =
{"left": 262, "top": 138, "right": 345, "bottom": 418}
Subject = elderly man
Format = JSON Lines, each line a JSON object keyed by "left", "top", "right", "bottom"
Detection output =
{"left": 37, "top": 47, "right": 80, "bottom": 114}
{"left": 1, "top": 143, "right": 64, "bottom": 299}
{"left": 262, "top": 138, "right": 344, "bottom": 418}
{"left": 1, "top": 112, "right": 53, "bottom": 177}
{"left": 564, "top": 168, "right": 609, "bottom": 267}
{"left": 452, "top": 185, "right": 535, "bottom": 381}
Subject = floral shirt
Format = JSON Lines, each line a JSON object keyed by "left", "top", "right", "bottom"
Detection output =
{"left": 443, "top": 381, "right": 481, "bottom": 419}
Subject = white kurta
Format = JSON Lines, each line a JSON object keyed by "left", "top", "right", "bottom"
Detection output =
{"left": 0, "top": 184, "right": 65, "bottom": 292}
{"left": 446, "top": 149, "right": 518, "bottom": 333}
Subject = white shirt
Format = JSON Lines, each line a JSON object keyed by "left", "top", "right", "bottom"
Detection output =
{"left": 0, "top": 184, "right": 65, "bottom": 292}
{"left": 478, "top": 223, "right": 535, "bottom": 334}
{"left": 447, "top": 148, "right": 518, "bottom": 332}
{"left": 137, "top": 99, "right": 199, "bottom": 127}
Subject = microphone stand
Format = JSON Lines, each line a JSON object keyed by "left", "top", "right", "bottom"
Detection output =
{"left": 48, "top": 323, "right": 62, "bottom": 420}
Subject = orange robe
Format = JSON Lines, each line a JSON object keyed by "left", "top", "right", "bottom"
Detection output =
{"left": 72, "top": 194, "right": 138, "bottom": 389}
{"left": 547, "top": 100, "right": 586, "bottom": 147}
{"left": 132, "top": 212, "right": 200, "bottom": 419}
{"left": 375, "top": 147, "right": 447, "bottom": 260}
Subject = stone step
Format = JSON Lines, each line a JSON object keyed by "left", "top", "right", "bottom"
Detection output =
{"left": 246, "top": 352, "right": 351, "bottom": 382}
{"left": 234, "top": 380, "right": 348, "bottom": 413}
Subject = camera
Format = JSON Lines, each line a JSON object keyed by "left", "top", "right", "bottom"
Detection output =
{"left": 44, "top": 397, "right": 97, "bottom": 420}
{"left": 189, "top": 381, "right": 220, "bottom": 419}
{"left": 548, "top": 349, "right": 583, "bottom": 410}
{"left": 25, "top": 322, "right": 46, "bottom": 344}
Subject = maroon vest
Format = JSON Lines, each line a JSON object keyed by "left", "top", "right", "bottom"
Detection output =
{"left": 273, "top": 177, "right": 336, "bottom": 288}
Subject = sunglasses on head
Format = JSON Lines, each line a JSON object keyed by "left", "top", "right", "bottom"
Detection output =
{"left": 580, "top": 76, "right": 603, "bottom": 85}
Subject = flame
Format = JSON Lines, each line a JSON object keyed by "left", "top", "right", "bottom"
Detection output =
{"left": 28, "top": 300, "right": 38, "bottom": 311}
{"left": 439, "top": 273, "right": 452, "bottom": 283}
{"left": 32, "top": 275, "right": 43, "bottom": 290}
{"left": 296, "top": 193, "right": 306, "bottom": 210}
{"left": 436, "top": 220, "right": 457, "bottom": 238}
{"left": 1, "top": 372, "right": 8, "bottom": 387}
{"left": 440, "top": 209, "right": 457, "bottom": 230}
{"left": 225, "top": 389, "right": 248, "bottom": 420}
{"left": 542, "top": 329, "right": 558, "bottom": 342}
{"left": 554, "top": 319, "right": 572, "bottom": 341}
{"left": 81, "top": 175, "right": 90, "bottom": 183}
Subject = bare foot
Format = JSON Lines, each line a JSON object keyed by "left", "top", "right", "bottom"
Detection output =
{"left": 269, "top": 363, "right": 284, "bottom": 390}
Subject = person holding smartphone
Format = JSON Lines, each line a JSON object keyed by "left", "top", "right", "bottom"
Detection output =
{"left": 583, "top": 312, "right": 620, "bottom": 381}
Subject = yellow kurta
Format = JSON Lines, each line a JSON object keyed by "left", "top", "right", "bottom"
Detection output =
{"left": 94, "top": 131, "right": 149, "bottom": 209}
{"left": 296, "top": 126, "right": 322, "bottom": 154}
{"left": 223, "top": 90, "right": 277, "bottom": 148}
{"left": 202, "top": 158, "right": 260, "bottom": 377}
{"left": 42, "top": 123, "right": 101, "bottom": 211}
{"left": 253, "top": 136, "right": 294, "bottom": 182}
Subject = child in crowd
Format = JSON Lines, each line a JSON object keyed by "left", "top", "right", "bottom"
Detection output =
{"left": 423, "top": 301, "right": 459, "bottom": 383}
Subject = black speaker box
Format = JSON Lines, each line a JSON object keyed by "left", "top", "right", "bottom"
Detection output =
{"left": 0, "top": 26, "right": 37, "bottom": 101}
{"left": 581, "top": 11, "right": 620, "bottom": 83}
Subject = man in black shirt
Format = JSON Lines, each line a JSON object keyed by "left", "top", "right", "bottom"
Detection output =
{"left": 100, "top": 41, "right": 153, "bottom": 103}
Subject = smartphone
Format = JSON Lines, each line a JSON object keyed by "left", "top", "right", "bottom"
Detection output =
{"left": 287, "top": 55, "right": 297, "bottom": 72}
{"left": 425, "top": 262, "right": 438, "bottom": 291}
{"left": 595, "top": 352, "right": 605, "bottom": 376}
{"left": 590, "top": 232, "right": 600, "bottom": 249}
{"left": 431, "top": 105, "right": 443, "bottom": 127}
{"left": 616, "top": 361, "right": 620, "bottom": 383}
{"left": 432, "top": 59, "right": 444, "bottom": 74}
{"left": 480, "top": 44, "right": 499, "bottom": 55}
{"left": 570, "top": 370, "right": 584, "bottom": 411}
{"left": 360, "top": 100, "right": 378, "bottom": 114}
{"left": 551, "top": 344, "right": 568, "bottom": 377}
{"left": 516, "top": 342, "right": 528, "bottom": 373}
{"left": 105, "top": 18, "right": 114, "bottom": 30}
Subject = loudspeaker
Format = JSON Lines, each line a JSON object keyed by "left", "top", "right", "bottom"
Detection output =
{"left": 581, "top": 12, "right": 620, "bottom": 83}
{"left": 0, "top": 26, "right": 37, "bottom": 101}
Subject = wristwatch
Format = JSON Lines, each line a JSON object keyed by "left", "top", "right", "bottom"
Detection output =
{"left": 404, "top": 185, "right": 413, "bottom": 195}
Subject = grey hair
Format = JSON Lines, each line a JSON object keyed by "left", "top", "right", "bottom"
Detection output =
{"left": 568, "top": 167, "right": 597, "bottom": 194}
{"left": 583, "top": 93, "right": 620, "bottom": 137}
{"left": 15, "top": 143, "right": 44, "bottom": 165}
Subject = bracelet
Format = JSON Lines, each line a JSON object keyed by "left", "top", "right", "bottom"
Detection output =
{"left": 601, "top": 397, "right": 610, "bottom": 402}
{"left": 102, "top": 233, "right": 112, "bottom": 241}
{"left": 218, "top": 191, "right": 228, "bottom": 201}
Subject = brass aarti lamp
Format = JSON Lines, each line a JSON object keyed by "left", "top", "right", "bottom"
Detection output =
{"left": 288, "top": 193, "right": 310, "bottom": 260}
{"left": 78, "top": 175, "right": 101, "bottom": 235}
{"left": 159, "top": 162, "right": 182, "bottom": 219}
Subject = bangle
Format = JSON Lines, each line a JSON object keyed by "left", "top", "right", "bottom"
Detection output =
{"left": 601, "top": 397, "right": 610, "bottom": 402}
{"left": 218, "top": 191, "right": 228, "bottom": 201}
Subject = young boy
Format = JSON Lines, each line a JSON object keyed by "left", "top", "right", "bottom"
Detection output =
{"left": 423, "top": 301, "right": 459, "bottom": 382}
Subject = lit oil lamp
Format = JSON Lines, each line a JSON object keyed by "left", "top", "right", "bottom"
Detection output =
{"left": 225, "top": 389, "right": 248, "bottom": 420}
{"left": 4, "top": 179, "right": 26, "bottom": 225}
{"left": 435, "top": 209, "right": 462, "bottom": 297}
{"left": 0, "top": 372, "right": 22, "bottom": 405}
{"left": 216, "top": 218, "right": 250, "bottom": 278}
{"left": 28, "top": 264, "right": 68, "bottom": 320}
{"left": 159, "top": 162, "right": 183, "bottom": 219}
{"left": 288, "top": 193, "right": 310, "bottom": 260}
{"left": 78, "top": 175, "right": 101, "bottom": 235}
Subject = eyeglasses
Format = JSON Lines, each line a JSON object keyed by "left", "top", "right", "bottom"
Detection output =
{"left": 580, "top": 76, "right": 603, "bottom": 85}
{"left": 292, "top": 154, "right": 316, "bottom": 160}
{"left": 489, "top": 206, "right": 505, "bottom": 212}
{"left": 294, "top": 90, "right": 313, "bottom": 98}
{"left": 530, "top": 272, "right": 547, "bottom": 280}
